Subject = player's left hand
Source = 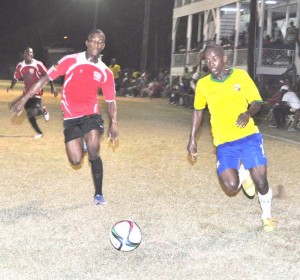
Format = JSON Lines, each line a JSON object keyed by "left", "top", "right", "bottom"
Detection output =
{"left": 236, "top": 112, "right": 250, "bottom": 128}
{"left": 107, "top": 122, "right": 118, "bottom": 146}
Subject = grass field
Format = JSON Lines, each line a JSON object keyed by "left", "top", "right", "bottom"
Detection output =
{"left": 0, "top": 84, "right": 299, "bottom": 280}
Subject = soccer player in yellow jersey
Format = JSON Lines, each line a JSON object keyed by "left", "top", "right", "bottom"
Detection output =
{"left": 109, "top": 58, "right": 121, "bottom": 92}
{"left": 187, "top": 44, "right": 277, "bottom": 232}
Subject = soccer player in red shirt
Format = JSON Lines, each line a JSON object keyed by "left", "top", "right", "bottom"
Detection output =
{"left": 10, "top": 29, "right": 118, "bottom": 205}
{"left": 7, "top": 47, "right": 57, "bottom": 139}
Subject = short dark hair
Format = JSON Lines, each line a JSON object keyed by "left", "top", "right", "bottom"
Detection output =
{"left": 24, "top": 47, "right": 33, "bottom": 52}
{"left": 87, "top": 29, "right": 105, "bottom": 40}
{"left": 203, "top": 43, "right": 224, "bottom": 57}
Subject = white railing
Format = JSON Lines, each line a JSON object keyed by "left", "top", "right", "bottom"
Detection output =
{"left": 171, "top": 48, "right": 294, "bottom": 68}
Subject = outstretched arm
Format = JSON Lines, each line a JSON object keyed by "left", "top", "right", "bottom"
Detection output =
{"left": 107, "top": 101, "right": 118, "bottom": 143}
{"left": 187, "top": 109, "right": 204, "bottom": 160}
{"left": 10, "top": 75, "right": 51, "bottom": 115}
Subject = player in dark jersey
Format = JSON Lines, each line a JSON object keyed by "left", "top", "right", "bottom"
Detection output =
{"left": 7, "top": 47, "right": 57, "bottom": 139}
{"left": 10, "top": 29, "right": 118, "bottom": 205}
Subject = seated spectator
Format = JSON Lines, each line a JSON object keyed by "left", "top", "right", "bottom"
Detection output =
{"left": 125, "top": 74, "right": 142, "bottom": 97}
{"left": 119, "top": 73, "right": 130, "bottom": 96}
{"left": 149, "top": 79, "right": 164, "bottom": 98}
{"left": 262, "top": 82, "right": 285, "bottom": 119}
{"left": 269, "top": 85, "right": 300, "bottom": 128}
{"left": 168, "top": 82, "right": 180, "bottom": 105}
{"left": 266, "top": 90, "right": 283, "bottom": 105}
{"left": 141, "top": 78, "right": 163, "bottom": 98}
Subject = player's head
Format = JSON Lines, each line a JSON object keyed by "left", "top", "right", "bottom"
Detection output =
{"left": 23, "top": 47, "right": 34, "bottom": 63}
{"left": 203, "top": 44, "right": 225, "bottom": 77}
{"left": 87, "top": 29, "right": 105, "bottom": 41}
{"left": 86, "top": 29, "right": 105, "bottom": 58}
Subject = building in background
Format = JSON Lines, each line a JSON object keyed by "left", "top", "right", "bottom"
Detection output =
{"left": 170, "top": 0, "right": 300, "bottom": 98}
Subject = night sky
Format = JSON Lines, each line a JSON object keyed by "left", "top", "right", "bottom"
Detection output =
{"left": 0, "top": 0, "right": 174, "bottom": 78}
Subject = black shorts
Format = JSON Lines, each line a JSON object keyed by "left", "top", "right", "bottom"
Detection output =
{"left": 25, "top": 97, "right": 42, "bottom": 110}
{"left": 63, "top": 114, "right": 104, "bottom": 143}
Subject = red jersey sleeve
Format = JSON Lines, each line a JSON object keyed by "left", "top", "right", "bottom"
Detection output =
{"left": 13, "top": 63, "right": 22, "bottom": 81}
{"left": 47, "top": 55, "right": 77, "bottom": 81}
{"left": 101, "top": 68, "right": 116, "bottom": 101}
{"left": 37, "top": 61, "right": 48, "bottom": 76}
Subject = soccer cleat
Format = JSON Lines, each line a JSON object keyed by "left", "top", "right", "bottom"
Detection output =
{"left": 34, "top": 133, "right": 43, "bottom": 139}
{"left": 94, "top": 194, "right": 107, "bottom": 205}
{"left": 262, "top": 218, "right": 278, "bottom": 232}
{"left": 238, "top": 165, "right": 256, "bottom": 197}
{"left": 43, "top": 106, "right": 50, "bottom": 121}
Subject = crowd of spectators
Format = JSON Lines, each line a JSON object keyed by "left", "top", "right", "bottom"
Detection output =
{"left": 168, "top": 64, "right": 209, "bottom": 108}
{"left": 116, "top": 68, "right": 170, "bottom": 99}
{"left": 114, "top": 63, "right": 210, "bottom": 112}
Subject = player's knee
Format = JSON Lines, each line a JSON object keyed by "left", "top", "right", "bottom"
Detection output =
{"left": 68, "top": 154, "right": 83, "bottom": 166}
{"left": 222, "top": 179, "right": 239, "bottom": 196}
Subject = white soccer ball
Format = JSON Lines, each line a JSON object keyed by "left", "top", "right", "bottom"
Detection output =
{"left": 110, "top": 220, "right": 142, "bottom": 251}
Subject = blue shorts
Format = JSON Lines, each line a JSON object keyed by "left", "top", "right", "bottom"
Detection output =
{"left": 216, "top": 133, "right": 267, "bottom": 175}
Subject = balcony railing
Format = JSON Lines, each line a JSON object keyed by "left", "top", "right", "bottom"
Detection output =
{"left": 175, "top": 0, "right": 202, "bottom": 7}
{"left": 171, "top": 47, "right": 294, "bottom": 68}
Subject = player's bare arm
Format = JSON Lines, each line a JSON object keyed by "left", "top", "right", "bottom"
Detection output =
{"left": 107, "top": 101, "right": 118, "bottom": 142}
{"left": 236, "top": 101, "right": 262, "bottom": 128}
{"left": 7, "top": 78, "right": 18, "bottom": 92}
{"left": 187, "top": 109, "right": 203, "bottom": 159}
{"left": 10, "top": 75, "right": 50, "bottom": 115}
{"left": 49, "top": 81, "right": 58, "bottom": 97}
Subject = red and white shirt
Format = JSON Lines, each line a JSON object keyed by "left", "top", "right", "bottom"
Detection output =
{"left": 13, "top": 59, "right": 48, "bottom": 97}
{"left": 47, "top": 52, "right": 115, "bottom": 120}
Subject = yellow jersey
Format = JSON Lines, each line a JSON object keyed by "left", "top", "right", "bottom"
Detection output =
{"left": 194, "top": 68, "right": 263, "bottom": 146}
{"left": 109, "top": 64, "right": 121, "bottom": 79}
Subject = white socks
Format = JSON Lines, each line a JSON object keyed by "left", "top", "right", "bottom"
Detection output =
{"left": 258, "top": 188, "right": 273, "bottom": 219}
